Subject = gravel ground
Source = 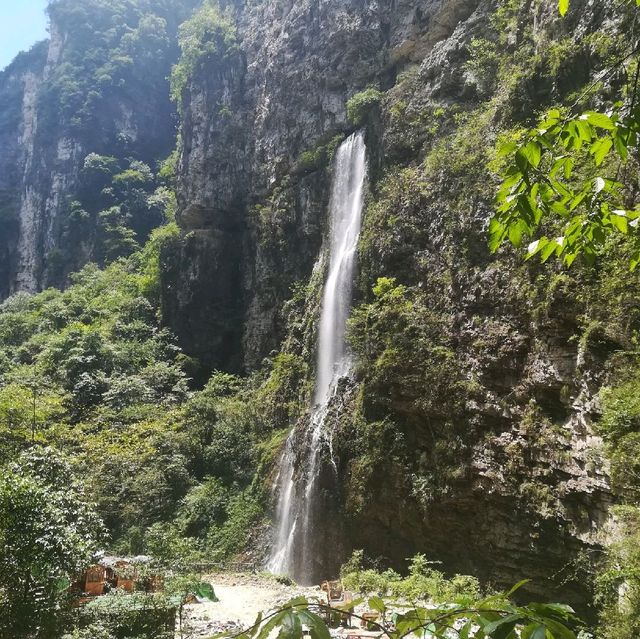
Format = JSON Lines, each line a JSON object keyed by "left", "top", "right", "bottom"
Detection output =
{"left": 179, "top": 573, "right": 324, "bottom": 638}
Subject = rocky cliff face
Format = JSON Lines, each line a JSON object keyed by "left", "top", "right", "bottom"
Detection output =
{"left": 165, "top": 0, "right": 484, "bottom": 371}
{"left": 0, "top": 0, "right": 194, "bottom": 298}
{"left": 166, "top": 0, "right": 632, "bottom": 612}
{"left": 0, "top": 45, "right": 48, "bottom": 299}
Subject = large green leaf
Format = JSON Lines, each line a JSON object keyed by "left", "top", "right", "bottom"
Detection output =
{"left": 368, "top": 596, "right": 386, "bottom": 614}
{"left": 583, "top": 111, "right": 616, "bottom": 130}
{"left": 297, "top": 609, "right": 332, "bottom": 639}
{"left": 483, "top": 614, "right": 523, "bottom": 635}
{"left": 195, "top": 582, "right": 219, "bottom": 602}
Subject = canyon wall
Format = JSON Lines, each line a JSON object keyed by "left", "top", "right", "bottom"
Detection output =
{"left": 0, "top": 0, "right": 196, "bottom": 298}
{"left": 0, "top": 0, "right": 636, "bottom": 615}
{"left": 165, "top": 0, "right": 627, "bottom": 611}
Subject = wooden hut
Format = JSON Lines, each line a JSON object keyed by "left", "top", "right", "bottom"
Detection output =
{"left": 76, "top": 564, "right": 108, "bottom": 597}
{"left": 75, "top": 555, "right": 159, "bottom": 598}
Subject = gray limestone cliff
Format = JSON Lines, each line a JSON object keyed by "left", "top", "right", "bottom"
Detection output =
{"left": 164, "top": 0, "right": 631, "bottom": 612}
{"left": 0, "top": 44, "right": 48, "bottom": 298}
{"left": 0, "top": 0, "right": 634, "bottom": 614}
{"left": 163, "top": 0, "right": 482, "bottom": 371}
{"left": 0, "top": 0, "right": 196, "bottom": 298}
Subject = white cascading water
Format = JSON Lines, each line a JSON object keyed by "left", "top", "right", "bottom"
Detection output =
{"left": 267, "top": 131, "right": 367, "bottom": 582}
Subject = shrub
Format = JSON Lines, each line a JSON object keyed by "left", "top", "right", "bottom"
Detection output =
{"left": 170, "top": 2, "right": 238, "bottom": 108}
{"left": 346, "top": 87, "right": 383, "bottom": 126}
{"left": 139, "top": 220, "right": 180, "bottom": 300}
{"left": 465, "top": 38, "right": 500, "bottom": 95}
{"left": 178, "top": 477, "right": 230, "bottom": 537}
{"left": 340, "top": 552, "right": 481, "bottom": 604}
{"left": 207, "top": 492, "right": 264, "bottom": 562}
{"left": 599, "top": 371, "right": 640, "bottom": 501}
{"left": 294, "top": 134, "right": 344, "bottom": 174}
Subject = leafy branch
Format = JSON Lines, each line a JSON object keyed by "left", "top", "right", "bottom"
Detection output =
{"left": 490, "top": 0, "right": 640, "bottom": 269}
{"left": 490, "top": 104, "right": 640, "bottom": 268}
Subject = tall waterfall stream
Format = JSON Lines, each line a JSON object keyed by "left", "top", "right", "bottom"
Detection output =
{"left": 267, "top": 131, "right": 367, "bottom": 583}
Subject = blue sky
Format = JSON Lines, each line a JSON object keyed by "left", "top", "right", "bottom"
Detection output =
{"left": 0, "top": 0, "right": 50, "bottom": 70}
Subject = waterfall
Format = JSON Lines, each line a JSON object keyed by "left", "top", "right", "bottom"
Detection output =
{"left": 267, "top": 131, "right": 367, "bottom": 583}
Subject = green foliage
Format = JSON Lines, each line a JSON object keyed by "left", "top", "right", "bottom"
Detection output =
{"left": 97, "top": 206, "right": 140, "bottom": 262}
{"left": 141, "top": 522, "right": 200, "bottom": 567}
{"left": 182, "top": 371, "right": 257, "bottom": 482}
{"left": 488, "top": 0, "right": 640, "bottom": 268}
{"left": 594, "top": 506, "right": 640, "bottom": 639}
{"left": 157, "top": 148, "right": 180, "bottom": 187}
{"left": 77, "top": 590, "right": 180, "bottom": 639}
{"left": 71, "top": 153, "right": 177, "bottom": 270}
{"left": 593, "top": 361, "right": 640, "bottom": 636}
{"left": 490, "top": 106, "right": 640, "bottom": 268}
{"left": 424, "top": 106, "right": 496, "bottom": 181}
{"left": 178, "top": 476, "right": 230, "bottom": 537}
{"left": 0, "top": 259, "right": 196, "bottom": 545}
{"left": 113, "top": 167, "right": 153, "bottom": 187}
{"left": 81, "top": 416, "right": 192, "bottom": 542}
{"left": 346, "top": 87, "right": 383, "bottom": 126}
{"left": 255, "top": 353, "right": 310, "bottom": 431}
{"left": 139, "top": 219, "right": 180, "bottom": 301}
{"left": 340, "top": 552, "right": 481, "bottom": 604}
{"left": 0, "top": 447, "right": 105, "bottom": 638}
{"left": 42, "top": 0, "right": 187, "bottom": 133}
{"left": 170, "top": 1, "right": 238, "bottom": 108}
{"left": 599, "top": 370, "right": 640, "bottom": 501}
{"left": 83, "top": 153, "right": 120, "bottom": 179}
{"left": 0, "top": 261, "right": 185, "bottom": 416}
{"left": 295, "top": 135, "right": 344, "bottom": 174}
{"left": 0, "top": 229, "right": 282, "bottom": 569}
{"left": 600, "top": 371, "right": 640, "bottom": 441}
{"left": 62, "top": 623, "right": 116, "bottom": 639}
{"left": 206, "top": 491, "right": 265, "bottom": 563}
{"left": 0, "top": 380, "right": 66, "bottom": 462}
{"left": 465, "top": 38, "right": 501, "bottom": 96}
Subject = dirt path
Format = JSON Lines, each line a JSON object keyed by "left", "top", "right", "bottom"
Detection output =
{"left": 181, "top": 573, "right": 323, "bottom": 638}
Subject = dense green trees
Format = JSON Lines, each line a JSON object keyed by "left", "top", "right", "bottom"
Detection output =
{"left": 61, "top": 152, "right": 177, "bottom": 269}
{"left": 43, "top": 0, "right": 195, "bottom": 133}
{"left": 169, "top": 1, "right": 238, "bottom": 109}
{"left": 0, "top": 241, "right": 276, "bottom": 571}
{"left": 0, "top": 447, "right": 104, "bottom": 638}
